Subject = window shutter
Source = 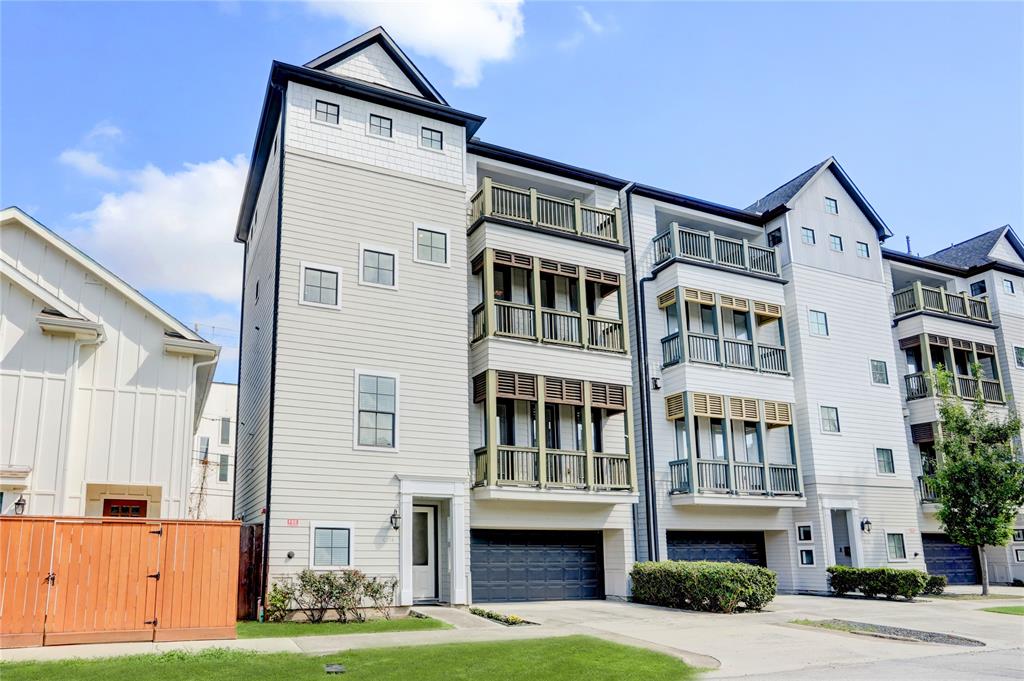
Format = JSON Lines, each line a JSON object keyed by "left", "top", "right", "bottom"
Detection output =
{"left": 976, "top": 342, "right": 995, "bottom": 354}
{"left": 719, "top": 295, "right": 750, "bottom": 312}
{"left": 928, "top": 334, "right": 949, "bottom": 346}
{"left": 472, "top": 373, "right": 487, "bottom": 403}
{"left": 753, "top": 301, "right": 782, "bottom": 319}
{"left": 729, "top": 397, "right": 759, "bottom": 421}
{"left": 911, "top": 422, "right": 935, "bottom": 443}
{"left": 657, "top": 289, "right": 678, "bottom": 309}
{"left": 495, "top": 371, "right": 537, "bottom": 399}
{"left": 539, "top": 258, "right": 578, "bottom": 277}
{"left": 763, "top": 400, "right": 792, "bottom": 426}
{"left": 471, "top": 253, "right": 484, "bottom": 274}
{"left": 516, "top": 373, "right": 537, "bottom": 398}
{"left": 586, "top": 268, "right": 620, "bottom": 285}
{"left": 683, "top": 288, "right": 715, "bottom": 305}
{"left": 951, "top": 338, "right": 972, "bottom": 350}
{"left": 544, "top": 377, "right": 584, "bottom": 405}
{"left": 590, "top": 382, "right": 627, "bottom": 410}
{"left": 691, "top": 392, "right": 725, "bottom": 418}
{"left": 664, "top": 393, "right": 685, "bottom": 420}
{"left": 898, "top": 336, "right": 920, "bottom": 349}
{"left": 494, "top": 250, "right": 533, "bottom": 269}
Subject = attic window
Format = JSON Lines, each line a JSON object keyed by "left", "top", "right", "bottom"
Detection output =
{"left": 421, "top": 127, "right": 443, "bottom": 150}
{"left": 767, "top": 228, "right": 782, "bottom": 247}
{"left": 315, "top": 100, "right": 340, "bottom": 125}
{"left": 824, "top": 197, "right": 839, "bottom": 215}
{"left": 369, "top": 114, "right": 392, "bottom": 138}
{"left": 970, "top": 281, "right": 987, "bottom": 297}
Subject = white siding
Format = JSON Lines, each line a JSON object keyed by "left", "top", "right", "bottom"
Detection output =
{"left": 189, "top": 382, "right": 237, "bottom": 519}
{"left": 325, "top": 43, "right": 422, "bottom": 98}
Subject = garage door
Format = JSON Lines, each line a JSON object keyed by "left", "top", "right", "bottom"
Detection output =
{"left": 470, "top": 530, "right": 604, "bottom": 602}
{"left": 666, "top": 531, "right": 766, "bottom": 566}
{"left": 922, "top": 534, "right": 979, "bottom": 585}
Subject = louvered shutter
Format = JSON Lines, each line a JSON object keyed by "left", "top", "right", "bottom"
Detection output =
{"left": 545, "top": 377, "right": 584, "bottom": 405}
{"left": 729, "top": 397, "right": 759, "bottom": 422}
{"left": 590, "top": 382, "right": 627, "bottom": 410}
{"left": 753, "top": 300, "right": 783, "bottom": 319}
{"left": 763, "top": 400, "right": 793, "bottom": 426}
{"left": 691, "top": 392, "right": 725, "bottom": 418}
{"left": 472, "top": 373, "right": 487, "bottom": 403}
{"left": 657, "top": 289, "right": 678, "bottom": 309}
{"left": 664, "top": 393, "right": 685, "bottom": 420}
{"left": 684, "top": 288, "right": 715, "bottom": 305}
{"left": 911, "top": 422, "right": 935, "bottom": 443}
{"left": 719, "top": 295, "right": 749, "bottom": 312}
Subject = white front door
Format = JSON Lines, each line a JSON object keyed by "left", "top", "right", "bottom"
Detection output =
{"left": 412, "top": 505, "right": 437, "bottom": 601}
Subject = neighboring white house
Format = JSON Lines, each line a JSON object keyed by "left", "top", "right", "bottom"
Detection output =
{"left": 188, "top": 381, "right": 237, "bottom": 520}
{"left": 0, "top": 206, "right": 219, "bottom": 519}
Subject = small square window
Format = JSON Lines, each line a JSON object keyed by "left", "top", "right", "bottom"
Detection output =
{"left": 875, "top": 448, "right": 895, "bottom": 474}
{"left": 1015, "top": 347, "right": 1024, "bottom": 369}
{"left": 767, "top": 228, "right": 782, "bottom": 247}
{"left": 820, "top": 406, "right": 840, "bottom": 433}
{"left": 886, "top": 533, "right": 907, "bottom": 561}
{"left": 801, "top": 227, "right": 816, "bottom": 245}
{"left": 870, "top": 360, "right": 889, "bottom": 385}
{"left": 857, "top": 242, "right": 870, "bottom": 258}
{"left": 1012, "top": 529, "right": 1024, "bottom": 542}
{"left": 361, "top": 249, "right": 396, "bottom": 287}
{"left": 369, "top": 114, "right": 392, "bottom": 138}
{"left": 970, "top": 280, "right": 987, "bottom": 297}
{"left": 809, "top": 310, "right": 829, "bottom": 337}
{"left": 829, "top": 234, "right": 843, "bottom": 252}
{"left": 799, "top": 549, "right": 815, "bottom": 566}
{"left": 312, "top": 527, "right": 351, "bottom": 567}
{"left": 1004, "top": 279, "right": 1015, "bottom": 295}
{"left": 302, "top": 266, "right": 340, "bottom": 307}
{"left": 314, "top": 100, "right": 339, "bottom": 125}
{"left": 421, "top": 127, "right": 443, "bottom": 150}
{"left": 1016, "top": 548, "right": 1024, "bottom": 563}
{"left": 825, "top": 197, "right": 839, "bottom": 214}
{"left": 797, "top": 525, "right": 812, "bottom": 542}
{"left": 415, "top": 227, "right": 448, "bottom": 265}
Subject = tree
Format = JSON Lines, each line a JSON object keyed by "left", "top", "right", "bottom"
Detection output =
{"left": 930, "top": 364, "right": 1024, "bottom": 595}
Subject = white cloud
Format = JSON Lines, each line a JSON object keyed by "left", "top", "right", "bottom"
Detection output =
{"left": 58, "top": 149, "right": 120, "bottom": 180}
{"left": 578, "top": 7, "right": 604, "bottom": 34}
{"left": 558, "top": 5, "right": 608, "bottom": 52}
{"left": 86, "top": 121, "right": 124, "bottom": 142}
{"left": 70, "top": 156, "right": 248, "bottom": 303}
{"left": 307, "top": 1, "right": 524, "bottom": 87}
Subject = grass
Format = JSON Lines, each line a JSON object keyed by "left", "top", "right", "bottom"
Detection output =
{"left": 981, "top": 605, "right": 1024, "bottom": 616}
{"left": 927, "top": 593, "right": 1024, "bottom": 600}
{"left": 0, "top": 635, "right": 696, "bottom": 681}
{"left": 236, "top": 615, "right": 450, "bottom": 638}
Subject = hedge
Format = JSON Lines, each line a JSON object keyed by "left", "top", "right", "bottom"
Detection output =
{"left": 826, "top": 565, "right": 943, "bottom": 600}
{"left": 631, "top": 560, "right": 777, "bottom": 613}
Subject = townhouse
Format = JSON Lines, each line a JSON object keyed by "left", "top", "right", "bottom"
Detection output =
{"left": 232, "top": 27, "right": 1022, "bottom": 608}
{"left": 188, "top": 381, "right": 238, "bottom": 519}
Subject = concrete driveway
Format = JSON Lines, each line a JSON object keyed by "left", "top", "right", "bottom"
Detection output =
{"left": 486, "top": 592, "right": 1024, "bottom": 679}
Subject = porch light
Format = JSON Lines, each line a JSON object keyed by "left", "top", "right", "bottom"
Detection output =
{"left": 13, "top": 495, "right": 26, "bottom": 515}
{"left": 389, "top": 508, "right": 401, "bottom": 531}
{"left": 860, "top": 517, "right": 872, "bottom": 533}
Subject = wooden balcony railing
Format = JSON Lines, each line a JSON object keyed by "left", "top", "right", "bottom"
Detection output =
{"left": 474, "top": 446, "right": 632, "bottom": 492}
{"left": 688, "top": 333, "right": 720, "bottom": 364}
{"left": 733, "top": 463, "right": 766, "bottom": 492}
{"left": 723, "top": 339, "right": 755, "bottom": 370}
{"left": 918, "top": 475, "right": 938, "bottom": 503}
{"left": 470, "top": 178, "right": 621, "bottom": 243}
{"left": 661, "top": 333, "right": 682, "bottom": 367}
{"left": 588, "top": 318, "right": 624, "bottom": 352}
{"left": 669, "top": 459, "right": 690, "bottom": 493}
{"left": 660, "top": 333, "right": 788, "bottom": 374}
{"left": 494, "top": 301, "right": 535, "bottom": 338}
{"left": 758, "top": 344, "right": 788, "bottom": 374}
{"left": 668, "top": 460, "right": 802, "bottom": 498}
{"left": 697, "top": 460, "right": 730, "bottom": 492}
{"left": 546, "top": 450, "right": 586, "bottom": 487}
{"left": 904, "top": 371, "right": 1003, "bottom": 404}
{"left": 593, "top": 454, "right": 632, "bottom": 490}
{"left": 478, "top": 301, "right": 625, "bottom": 352}
{"left": 652, "top": 224, "right": 780, "bottom": 277}
{"left": 541, "top": 309, "right": 581, "bottom": 345}
{"left": 769, "top": 464, "right": 800, "bottom": 494}
{"left": 892, "top": 282, "right": 991, "bottom": 322}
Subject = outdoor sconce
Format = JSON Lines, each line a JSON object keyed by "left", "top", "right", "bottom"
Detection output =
{"left": 13, "top": 495, "right": 27, "bottom": 515}
{"left": 389, "top": 508, "right": 401, "bottom": 531}
{"left": 651, "top": 377, "right": 661, "bottom": 390}
{"left": 860, "top": 518, "right": 872, "bottom": 533}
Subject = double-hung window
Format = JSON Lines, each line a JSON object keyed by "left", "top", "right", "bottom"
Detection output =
{"left": 886, "top": 533, "right": 907, "bottom": 561}
{"left": 198, "top": 436, "right": 209, "bottom": 461}
{"left": 1004, "top": 279, "right": 1016, "bottom": 295}
{"left": 875, "top": 448, "right": 895, "bottom": 474}
{"left": 421, "top": 127, "right": 443, "bottom": 150}
{"left": 820, "top": 406, "right": 840, "bottom": 433}
{"left": 220, "top": 417, "right": 231, "bottom": 444}
{"left": 311, "top": 526, "right": 352, "bottom": 568}
{"left": 829, "top": 234, "right": 843, "bottom": 252}
{"left": 870, "top": 360, "right": 889, "bottom": 385}
{"left": 218, "top": 454, "right": 229, "bottom": 482}
{"left": 825, "top": 197, "right": 839, "bottom": 214}
{"left": 809, "top": 310, "right": 829, "bottom": 337}
{"left": 856, "top": 242, "right": 870, "bottom": 258}
{"left": 357, "top": 374, "right": 397, "bottom": 448}
{"left": 301, "top": 265, "right": 341, "bottom": 308}
{"left": 801, "top": 227, "right": 815, "bottom": 245}
{"left": 1015, "top": 347, "right": 1024, "bottom": 369}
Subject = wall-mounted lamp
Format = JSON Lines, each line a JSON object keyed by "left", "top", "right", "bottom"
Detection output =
{"left": 651, "top": 377, "right": 661, "bottom": 390}
{"left": 860, "top": 518, "right": 872, "bottom": 533}
{"left": 13, "top": 495, "right": 27, "bottom": 516}
{"left": 389, "top": 508, "right": 401, "bottom": 531}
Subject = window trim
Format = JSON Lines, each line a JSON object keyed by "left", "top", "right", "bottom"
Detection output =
{"left": 298, "top": 262, "right": 343, "bottom": 310}
{"left": 856, "top": 241, "right": 870, "bottom": 258}
{"left": 1004, "top": 279, "right": 1016, "bottom": 295}
{"left": 808, "top": 309, "right": 829, "bottom": 337}
{"left": 1016, "top": 548, "right": 1024, "bottom": 563}
{"left": 218, "top": 454, "right": 229, "bottom": 482}
{"left": 801, "top": 227, "right": 816, "bottom": 245}
{"left": 819, "top": 405, "right": 841, "bottom": 435}
{"left": 885, "top": 531, "right": 908, "bottom": 562}
{"left": 870, "top": 359, "right": 889, "bottom": 386}
{"left": 412, "top": 223, "right": 451, "bottom": 268}
{"left": 220, "top": 417, "right": 231, "bottom": 445}
{"left": 367, "top": 113, "right": 394, "bottom": 139}
{"left": 1012, "top": 528, "right": 1024, "bottom": 542}
{"left": 829, "top": 234, "right": 844, "bottom": 252}
{"left": 352, "top": 369, "right": 400, "bottom": 452}
{"left": 358, "top": 243, "right": 399, "bottom": 290}
{"left": 1016, "top": 347, "right": 1024, "bottom": 369}
{"left": 874, "top": 447, "right": 896, "bottom": 476}
{"left": 825, "top": 197, "right": 839, "bottom": 215}
{"left": 419, "top": 126, "right": 444, "bottom": 152}
{"left": 312, "top": 99, "right": 341, "bottom": 126}
{"left": 798, "top": 548, "right": 816, "bottom": 567}
{"left": 796, "top": 523, "right": 813, "bottom": 543}
{"left": 308, "top": 521, "right": 357, "bottom": 570}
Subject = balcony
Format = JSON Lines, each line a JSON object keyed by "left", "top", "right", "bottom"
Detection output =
{"left": 892, "top": 282, "right": 991, "bottom": 322}
{"left": 903, "top": 372, "right": 1004, "bottom": 404}
{"left": 669, "top": 460, "right": 802, "bottom": 506}
{"left": 470, "top": 177, "right": 621, "bottom": 244}
{"left": 652, "top": 223, "right": 780, "bottom": 277}
{"left": 474, "top": 446, "right": 632, "bottom": 492}
{"left": 917, "top": 475, "right": 938, "bottom": 504}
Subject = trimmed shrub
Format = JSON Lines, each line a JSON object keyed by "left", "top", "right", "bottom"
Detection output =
{"left": 923, "top": 574, "right": 948, "bottom": 596}
{"left": 631, "top": 560, "right": 777, "bottom": 613}
{"left": 826, "top": 565, "right": 931, "bottom": 600}
{"left": 291, "top": 570, "right": 337, "bottom": 623}
{"left": 264, "top": 582, "right": 294, "bottom": 622}
{"left": 362, "top": 576, "right": 399, "bottom": 620}
{"left": 332, "top": 569, "right": 368, "bottom": 623}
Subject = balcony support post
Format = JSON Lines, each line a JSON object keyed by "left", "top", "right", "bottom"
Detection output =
{"left": 531, "top": 258, "right": 543, "bottom": 341}
{"left": 713, "top": 297, "right": 725, "bottom": 366}
{"left": 920, "top": 333, "right": 935, "bottom": 397}
{"left": 583, "top": 383, "right": 594, "bottom": 488}
{"left": 670, "top": 222, "right": 681, "bottom": 259}
{"left": 625, "top": 386, "right": 637, "bottom": 492}
{"left": 685, "top": 393, "right": 698, "bottom": 493}
{"left": 481, "top": 177, "right": 493, "bottom": 216}
{"left": 723, "top": 415, "right": 736, "bottom": 495}
{"left": 612, "top": 207, "right": 622, "bottom": 244}
{"left": 485, "top": 370, "right": 498, "bottom": 487}
{"left": 537, "top": 376, "right": 547, "bottom": 489}
{"left": 573, "top": 198, "right": 583, "bottom": 236}
{"left": 788, "top": 423, "right": 804, "bottom": 495}
{"left": 617, "top": 285, "right": 630, "bottom": 354}
{"left": 741, "top": 238, "right": 751, "bottom": 271}
{"left": 748, "top": 296, "right": 761, "bottom": 372}
{"left": 577, "top": 272, "right": 589, "bottom": 348}
{"left": 913, "top": 280, "right": 924, "bottom": 311}
{"left": 483, "top": 249, "right": 496, "bottom": 341}
{"left": 528, "top": 188, "right": 538, "bottom": 226}
{"left": 758, "top": 418, "right": 771, "bottom": 495}
{"left": 678, "top": 288, "right": 689, "bottom": 365}
{"left": 708, "top": 230, "right": 717, "bottom": 262}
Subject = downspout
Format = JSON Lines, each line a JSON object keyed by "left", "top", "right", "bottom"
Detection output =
{"left": 624, "top": 184, "right": 660, "bottom": 562}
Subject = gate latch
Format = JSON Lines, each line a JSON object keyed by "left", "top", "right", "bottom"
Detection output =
{"left": 44, "top": 572, "right": 55, "bottom": 585}
{"left": 147, "top": 572, "right": 161, "bottom": 581}
{"left": 145, "top": 619, "right": 158, "bottom": 625}
{"left": 149, "top": 528, "right": 163, "bottom": 536}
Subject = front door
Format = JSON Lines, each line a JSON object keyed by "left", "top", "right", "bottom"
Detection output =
{"left": 412, "top": 506, "right": 437, "bottom": 601}
{"left": 830, "top": 510, "right": 853, "bottom": 566}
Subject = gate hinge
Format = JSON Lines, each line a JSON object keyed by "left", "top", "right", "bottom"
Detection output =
{"left": 44, "top": 572, "right": 56, "bottom": 585}
{"left": 145, "top": 618, "right": 158, "bottom": 625}
{"left": 147, "top": 572, "right": 161, "bottom": 581}
{"left": 149, "top": 528, "right": 163, "bottom": 536}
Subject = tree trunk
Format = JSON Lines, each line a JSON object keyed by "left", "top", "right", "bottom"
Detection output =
{"left": 978, "top": 545, "right": 989, "bottom": 596}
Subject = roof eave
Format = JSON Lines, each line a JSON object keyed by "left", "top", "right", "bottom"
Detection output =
{"left": 630, "top": 184, "right": 766, "bottom": 226}
{"left": 468, "top": 140, "right": 628, "bottom": 190}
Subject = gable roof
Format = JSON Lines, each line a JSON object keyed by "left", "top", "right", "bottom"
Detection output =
{"left": 926, "top": 225, "right": 1021, "bottom": 268}
{"left": 305, "top": 26, "right": 447, "bottom": 106}
{"left": 746, "top": 160, "right": 829, "bottom": 215}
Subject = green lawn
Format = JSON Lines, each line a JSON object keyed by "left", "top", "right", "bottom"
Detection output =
{"left": 236, "top": 615, "right": 450, "bottom": 638}
{"left": 928, "top": 593, "right": 1024, "bottom": 600}
{"left": 981, "top": 606, "right": 1024, "bottom": 616}
{"left": 0, "top": 636, "right": 695, "bottom": 681}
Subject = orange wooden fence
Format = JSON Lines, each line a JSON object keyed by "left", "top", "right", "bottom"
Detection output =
{"left": 0, "top": 516, "right": 240, "bottom": 648}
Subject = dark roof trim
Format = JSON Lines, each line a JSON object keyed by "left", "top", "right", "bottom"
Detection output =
{"left": 468, "top": 215, "right": 628, "bottom": 252}
{"left": 305, "top": 26, "right": 448, "bottom": 106}
{"left": 234, "top": 76, "right": 282, "bottom": 242}
{"left": 827, "top": 160, "right": 893, "bottom": 241}
{"left": 468, "top": 140, "right": 628, "bottom": 190}
{"left": 630, "top": 184, "right": 764, "bottom": 226}
{"left": 882, "top": 247, "right": 1024, "bottom": 278}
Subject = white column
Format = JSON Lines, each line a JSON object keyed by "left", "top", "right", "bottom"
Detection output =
{"left": 451, "top": 495, "right": 467, "bottom": 604}
{"left": 398, "top": 492, "right": 414, "bottom": 606}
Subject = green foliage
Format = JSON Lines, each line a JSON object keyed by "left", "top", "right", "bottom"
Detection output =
{"left": 333, "top": 569, "right": 368, "bottom": 623}
{"left": 264, "top": 581, "right": 294, "bottom": 622}
{"left": 826, "top": 565, "right": 931, "bottom": 600}
{"left": 291, "top": 570, "right": 336, "bottom": 623}
{"left": 630, "top": 560, "right": 777, "bottom": 613}
{"left": 269, "top": 570, "right": 400, "bottom": 623}
{"left": 469, "top": 607, "right": 527, "bottom": 625}
{"left": 362, "top": 576, "right": 399, "bottom": 620}
{"left": 923, "top": 574, "right": 948, "bottom": 596}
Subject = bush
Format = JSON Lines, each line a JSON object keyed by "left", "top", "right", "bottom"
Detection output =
{"left": 264, "top": 582, "right": 294, "bottom": 622}
{"left": 630, "top": 561, "right": 777, "bottom": 613}
{"left": 826, "top": 565, "right": 931, "bottom": 600}
{"left": 332, "top": 570, "right": 368, "bottom": 623}
{"left": 924, "top": 574, "right": 947, "bottom": 596}
{"left": 291, "top": 570, "right": 337, "bottom": 623}
{"left": 469, "top": 607, "right": 527, "bottom": 625}
{"left": 362, "top": 576, "right": 399, "bottom": 620}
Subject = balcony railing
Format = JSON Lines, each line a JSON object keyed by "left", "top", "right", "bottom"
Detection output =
{"left": 723, "top": 339, "right": 755, "bottom": 370}
{"left": 652, "top": 224, "right": 780, "bottom": 277}
{"left": 470, "top": 178, "right": 621, "bottom": 243}
{"left": 688, "top": 333, "right": 720, "bottom": 364}
{"left": 904, "top": 372, "right": 1003, "bottom": 403}
{"left": 661, "top": 333, "right": 682, "bottom": 366}
{"left": 668, "top": 460, "right": 801, "bottom": 497}
{"left": 546, "top": 450, "right": 587, "bottom": 487}
{"left": 758, "top": 344, "right": 788, "bottom": 374}
{"left": 494, "top": 301, "right": 535, "bottom": 338}
{"left": 541, "top": 310, "right": 581, "bottom": 345}
{"left": 697, "top": 460, "right": 730, "bottom": 491}
{"left": 918, "top": 475, "right": 938, "bottom": 503}
{"left": 892, "top": 282, "right": 991, "bottom": 322}
{"left": 661, "top": 333, "right": 788, "bottom": 375}
{"left": 593, "top": 454, "right": 631, "bottom": 490}
{"left": 588, "top": 318, "right": 624, "bottom": 352}
{"left": 475, "top": 446, "right": 632, "bottom": 492}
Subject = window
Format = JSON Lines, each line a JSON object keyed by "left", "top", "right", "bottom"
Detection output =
{"left": 740, "top": 423, "right": 761, "bottom": 463}
{"left": 369, "top": 114, "right": 392, "bottom": 138}
{"left": 254, "top": 279, "right": 260, "bottom": 302}
{"left": 856, "top": 242, "right": 870, "bottom": 258}
{"left": 829, "top": 234, "right": 843, "bottom": 252}
{"left": 1016, "top": 347, "right": 1024, "bottom": 369}
{"left": 1016, "top": 548, "right": 1024, "bottom": 563}
{"left": 357, "top": 374, "right": 396, "bottom": 448}
{"left": 870, "top": 360, "right": 889, "bottom": 385}
{"left": 420, "top": 127, "right": 443, "bottom": 150}
{"left": 801, "top": 227, "right": 816, "bottom": 245}
{"left": 199, "top": 436, "right": 209, "bottom": 460}
{"left": 674, "top": 419, "right": 689, "bottom": 459}
{"left": 875, "top": 448, "right": 895, "bottom": 475}
{"left": 886, "top": 533, "right": 907, "bottom": 561}
{"left": 700, "top": 306, "right": 717, "bottom": 335}
{"left": 311, "top": 525, "right": 352, "bottom": 568}
{"left": 970, "top": 280, "right": 987, "bottom": 296}
{"left": 808, "top": 310, "right": 829, "bottom": 337}
{"left": 797, "top": 525, "right": 812, "bottom": 542}
{"left": 767, "top": 228, "right": 782, "bottom": 247}
{"left": 360, "top": 248, "right": 396, "bottom": 287}
{"left": 220, "top": 417, "right": 231, "bottom": 445}
{"left": 799, "top": 549, "right": 815, "bottom": 566}
{"left": 825, "top": 197, "right": 839, "bottom": 214}
{"left": 218, "top": 454, "right": 229, "bottom": 482}
{"left": 1012, "top": 529, "right": 1024, "bottom": 542}
{"left": 414, "top": 226, "right": 448, "bottom": 265}
{"left": 1004, "top": 279, "right": 1016, "bottom": 295}
{"left": 301, "top": 264, "right": 341, "bottom": 308}
{"left": 820, "top": 406, "right": 840, "bottom": 433}
{"left": 314, "top": 100, "right": 339, "bottom": 124}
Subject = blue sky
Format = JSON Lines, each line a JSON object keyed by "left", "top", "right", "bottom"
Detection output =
{"left": 3, "top": 2, "right": 1022, "bottom": 383}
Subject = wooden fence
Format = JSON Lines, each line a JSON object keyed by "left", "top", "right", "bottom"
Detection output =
{"left": 0, "top": 516, "right": 239, "bottom": 648}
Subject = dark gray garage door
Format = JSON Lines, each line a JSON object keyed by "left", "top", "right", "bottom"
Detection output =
{"left": 470, "top": 530, "right": 604, "bottom": 602}
{"left": 666, "top": 531, "right": 767, "bottom": 566}
{"left": 922, "top": 534, "right": 980, "bottom": 585}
